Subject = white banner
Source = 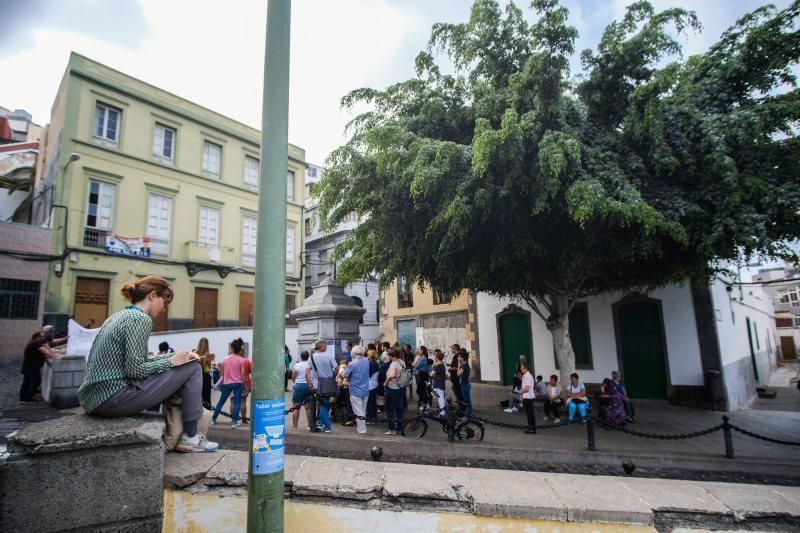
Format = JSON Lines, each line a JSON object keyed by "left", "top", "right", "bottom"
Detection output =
{"left": 104, "top": 234, "right": 151, "bottom": 257}
{"left": 66, "top": 319, "right": 101, "bottom": 357}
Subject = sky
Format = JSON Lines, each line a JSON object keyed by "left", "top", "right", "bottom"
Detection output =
{"left": 0, "top": 0, "right": 792, "bottom": 167}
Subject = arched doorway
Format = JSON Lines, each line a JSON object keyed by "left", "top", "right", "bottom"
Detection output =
{"left": 614, "top": 298, "right": 669, "bottom": 399}
{"left": 497, "top": 306, "right": 532, "bottom": 386}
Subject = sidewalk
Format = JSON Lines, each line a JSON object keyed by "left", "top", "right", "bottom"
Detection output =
{"left": 163, "top": 452, "right": 800, "bottom": 531}
{"left": 208, "top": 379, "right": 800, "bottom": 484}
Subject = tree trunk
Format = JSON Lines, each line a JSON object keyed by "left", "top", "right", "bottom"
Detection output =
{"left": 547, "top": 293, "right": 575, "bottom": 387}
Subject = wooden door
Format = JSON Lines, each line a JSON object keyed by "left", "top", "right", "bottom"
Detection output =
{"left": 193, "top": 288, "right": 218, "bottom": 329}
{"left": 780, "top": 336, "right": 797, "bottom": 360}
{"left": 617, "top": 301, "right": 668, "bottom": 399}
{"left": 239, "top": 291, "right": 254, "bottom": 327}
{"left": 499, "top": 312, "right": 532, "bottom": 385}
{"left": 74, "top": 278, "right": 110, "bottom": 328}
{"left": 152, "top": 303, "right": 168, "bottom": 332}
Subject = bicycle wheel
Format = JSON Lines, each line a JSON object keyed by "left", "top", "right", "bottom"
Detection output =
{"left": 402, "top": 417, "right": 427, "bottom": 438}
{"left": 454, "top": 420, "right": 484, "bottom": 441}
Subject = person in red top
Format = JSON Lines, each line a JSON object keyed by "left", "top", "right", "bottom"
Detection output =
{"left": 20, "top": 331, "right": 54, "bottom": 402}
{"left": 211, "top": 338, "right": 248, "bottom": 429}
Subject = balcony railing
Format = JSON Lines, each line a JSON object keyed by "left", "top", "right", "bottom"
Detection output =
{"left": 83, "top": 227, "right": 110, "bottom": 248}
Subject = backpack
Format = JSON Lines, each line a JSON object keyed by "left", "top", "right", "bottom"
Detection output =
{"left": 396, "top": 361, "right": 413, "bottom": 389}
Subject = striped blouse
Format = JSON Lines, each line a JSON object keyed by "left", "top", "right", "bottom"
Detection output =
{"left": 78, "top": 307, "right": 171, "bottom": 413}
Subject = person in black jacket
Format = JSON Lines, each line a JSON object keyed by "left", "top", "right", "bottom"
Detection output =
{"left": 449, "top": 344, "right": 466, "bottom": 405}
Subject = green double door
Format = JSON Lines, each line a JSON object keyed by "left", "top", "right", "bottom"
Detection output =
{"left": 617, "top": 301, "right": 668, "bottom": 399}
{"left": 499, "top": 312, "right": 532, "bottom": 385}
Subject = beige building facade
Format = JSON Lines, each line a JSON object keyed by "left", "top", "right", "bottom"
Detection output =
{"left": 35, "top": 53, "right": 306, "bottom": 333}
{"left": 380, "top": 280, "right": 479, "bottom": 373}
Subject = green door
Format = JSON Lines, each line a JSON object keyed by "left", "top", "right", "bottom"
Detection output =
{"left": 617, "top": 302, "right": 668, "bottom": 399}
{"left": 499, "top": 312, "right": 532, "bottom": 385}
{"left": 396, "top": 319, "right": 416, "bottom": 351}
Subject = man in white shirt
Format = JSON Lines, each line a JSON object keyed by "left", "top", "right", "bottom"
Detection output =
{"left": 519, "top": 362, "right": 536, "bottom": 434}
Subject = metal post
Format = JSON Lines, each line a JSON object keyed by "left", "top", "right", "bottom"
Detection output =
{"left": 586, "top": 418, "right": 596, "bottom": 451}
{"left": 722, "top": 415, "right": 734, "bottom": 459}
{"left": 247, "top": 1, "right": 291, "bottom": 532}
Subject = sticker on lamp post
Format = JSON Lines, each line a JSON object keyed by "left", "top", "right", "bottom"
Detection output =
{"left": 251, "top": 398, "right": 285, "bottom": 475}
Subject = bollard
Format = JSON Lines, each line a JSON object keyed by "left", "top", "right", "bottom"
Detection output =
{"left": 586, "top": 417, "right": 596, "bottom": 451}
{"left": 722, "top": 415, "right": 734, "bottom": 458}
{"left": 308, "top": 394, "right": 318, "bottom": 432}
{"left": 446, "top": 399, "right": 455, "bottom": 442}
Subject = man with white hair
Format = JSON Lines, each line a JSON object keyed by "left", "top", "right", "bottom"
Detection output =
{"left": 344, "top": 345, "right": 370, "bottom": 434}
{"left": 42, "top": 325, "right": 68, "bottom": 348}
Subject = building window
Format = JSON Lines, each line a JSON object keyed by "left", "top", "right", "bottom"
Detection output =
{"left": 198, "top": 206, "right": 220, "bottom": 246}
{"left": 152, "top": 124, "right": 176, "bottom": 162}
{"left": 286, "top": 226, "right": 295, "bottom": 274}
{"left": 84, "top": 180, "right": 115, "bottom": 247}
{"left": 795, "top": 317, "right": 800, "bottom": 327}
{"left": 242, "top": 216, "right": 257, "bottom": 268}
{"left": 433, "top": 289, "right": 452, "bottom": 305}
{"left": 776, "top": 317, "right": 793, "bottom": 328}
{"left": 285, "top": 294, "right": 297, "bottom": 325}
{"left": 202, "top": 141, "right": 222, "bottom": 178}
{"left": 778, "top": 288, "right": 800, "bottom": 307}
{"left": 569, "top": 302, "right": 593, "bottom": 369}
{"left": 287, "top": 171, "right": 295, "bottom": 201}
{"left": 244, "top": 156, "right": 259, "bottom": 190}
{"left": 397, "top": 277, "right": 413, "bottom": 308}
{"left": 304, "top": 217, "right": 312, "bottom": 237}
{"left": 146, "top": 193, "right": 172, "bottom": 256}
{"left": 307, "top": 166, "right": 317, "bottom": 179}
{"left": 0, "top": 278, "right": 40, "bottom": 319}
{"left": 94, "top": 103, "right": 120, "bottom": 143}
{"left": 352, "top": 296, "right": 364, "bottom": 324}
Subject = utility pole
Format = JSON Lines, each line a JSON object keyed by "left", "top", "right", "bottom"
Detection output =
{"left": 248, "top": 1, "right": 291, "bottom": 531}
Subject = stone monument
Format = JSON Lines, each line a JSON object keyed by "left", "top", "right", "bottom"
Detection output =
{"left": 291, "top": 276, "right": 366, "bottom": 360}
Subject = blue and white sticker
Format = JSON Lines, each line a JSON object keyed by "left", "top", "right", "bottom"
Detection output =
{"left": 251, "top": 398, "right": 285, "bottom": 476}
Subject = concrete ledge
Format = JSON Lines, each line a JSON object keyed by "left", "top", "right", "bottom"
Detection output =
{"left": 1, "top": 414, "right": 166, "bottom": 532}
{"left": 7, "top": 413, "right": 164, "bottom": 455}
{"left": 163, "top": 452, "right": 800, "bottom": 527}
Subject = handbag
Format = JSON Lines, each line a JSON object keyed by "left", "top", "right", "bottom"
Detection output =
{"left": 311, "top": 353, "right": 338, "bottom": 396}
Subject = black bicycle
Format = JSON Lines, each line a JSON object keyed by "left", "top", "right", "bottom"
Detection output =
{"left": 402, "top": 385, "right": 484, "bottom": 441}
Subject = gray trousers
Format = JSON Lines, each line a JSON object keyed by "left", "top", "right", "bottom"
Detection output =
{"left": 92, "top": 362, "right": 203, "bottom": 423}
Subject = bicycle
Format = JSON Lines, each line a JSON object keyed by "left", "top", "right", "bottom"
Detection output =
{"left": 402, "top": 384, "right": 484, "bottom": 441}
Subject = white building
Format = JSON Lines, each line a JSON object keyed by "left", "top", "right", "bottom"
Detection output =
{"left": 475, "top": 277, "right": 780, "bottom": 411}
{"left": 303, "top": 163, "right": 379, "bottom": 326}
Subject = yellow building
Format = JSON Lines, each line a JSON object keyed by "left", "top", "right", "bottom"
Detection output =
{"left": 380, "top": 279, "right": 479, "bottom": 370}
{"left": 35, "top": 53, "right": 305, "bottom": 332}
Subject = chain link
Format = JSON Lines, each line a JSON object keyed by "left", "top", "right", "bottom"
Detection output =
{"left": 729, "top": 424, "right": 800, "bottom": 446}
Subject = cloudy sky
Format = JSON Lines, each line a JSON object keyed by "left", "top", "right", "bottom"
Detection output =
{"left": 0, "top": 0, "right": 791, "bottom": 166}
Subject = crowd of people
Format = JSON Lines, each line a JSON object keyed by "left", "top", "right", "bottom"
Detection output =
{"left": 286, "top": 341, "right": 476, "bottom": 436}
{"left": 20, "top": 273, "right": 641, "bottom": 451}
{"left": 496, "top": 355, "right": 638, "bottom": 433}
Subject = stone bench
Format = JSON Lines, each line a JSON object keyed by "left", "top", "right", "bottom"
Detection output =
{"left": 0, "top": 413, "right": 165, "bottom": 532}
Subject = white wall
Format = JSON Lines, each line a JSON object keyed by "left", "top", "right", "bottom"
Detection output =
{"left": 711, "top": 278, "right": 778, "bottom": 409}
{"left": 476, "top": 284, "right": 704, "bottom": 386}
{"left": 149, "top": 324, "right": 379, "bottom": 368}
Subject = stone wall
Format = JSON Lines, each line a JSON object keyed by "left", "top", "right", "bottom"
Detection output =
{"left": 0, "top": 414, "right": 165, "bottom": 532}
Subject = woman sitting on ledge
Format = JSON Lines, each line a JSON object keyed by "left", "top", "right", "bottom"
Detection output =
{"left": 77, "top": 276, "right": 218, "bottom": 453}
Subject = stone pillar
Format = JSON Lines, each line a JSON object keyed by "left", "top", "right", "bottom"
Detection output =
{"left": 42, "top": 355, "right": 86, "bottom": 409}
{"left": 1, "top": 415, "right": 166, "bottom": 532}
{"left": 291, "top": 276, "right": 366, "bottom": 360}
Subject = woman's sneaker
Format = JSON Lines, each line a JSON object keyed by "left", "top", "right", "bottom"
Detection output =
{"left": 175, "top": 432, "right": 219, "bottom": 453}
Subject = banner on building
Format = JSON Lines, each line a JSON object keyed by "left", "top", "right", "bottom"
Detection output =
{"left": 104, "top": 234, "right": 151, "bottom": 257}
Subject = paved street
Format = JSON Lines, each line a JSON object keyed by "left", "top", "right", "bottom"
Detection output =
{"left": 2, "top": 357, "right": 798, "bottom": 484}
{"left": 208, "top": 363, "right": 800, "bottom": 484}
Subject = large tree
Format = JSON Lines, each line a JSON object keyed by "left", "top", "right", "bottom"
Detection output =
{"left": 317, "top": 0, "right": 800, "bottom": 383}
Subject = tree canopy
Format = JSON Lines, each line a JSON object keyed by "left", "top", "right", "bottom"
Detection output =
{"left": 316, "top": 0, "right": 800, "bottom": 378}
